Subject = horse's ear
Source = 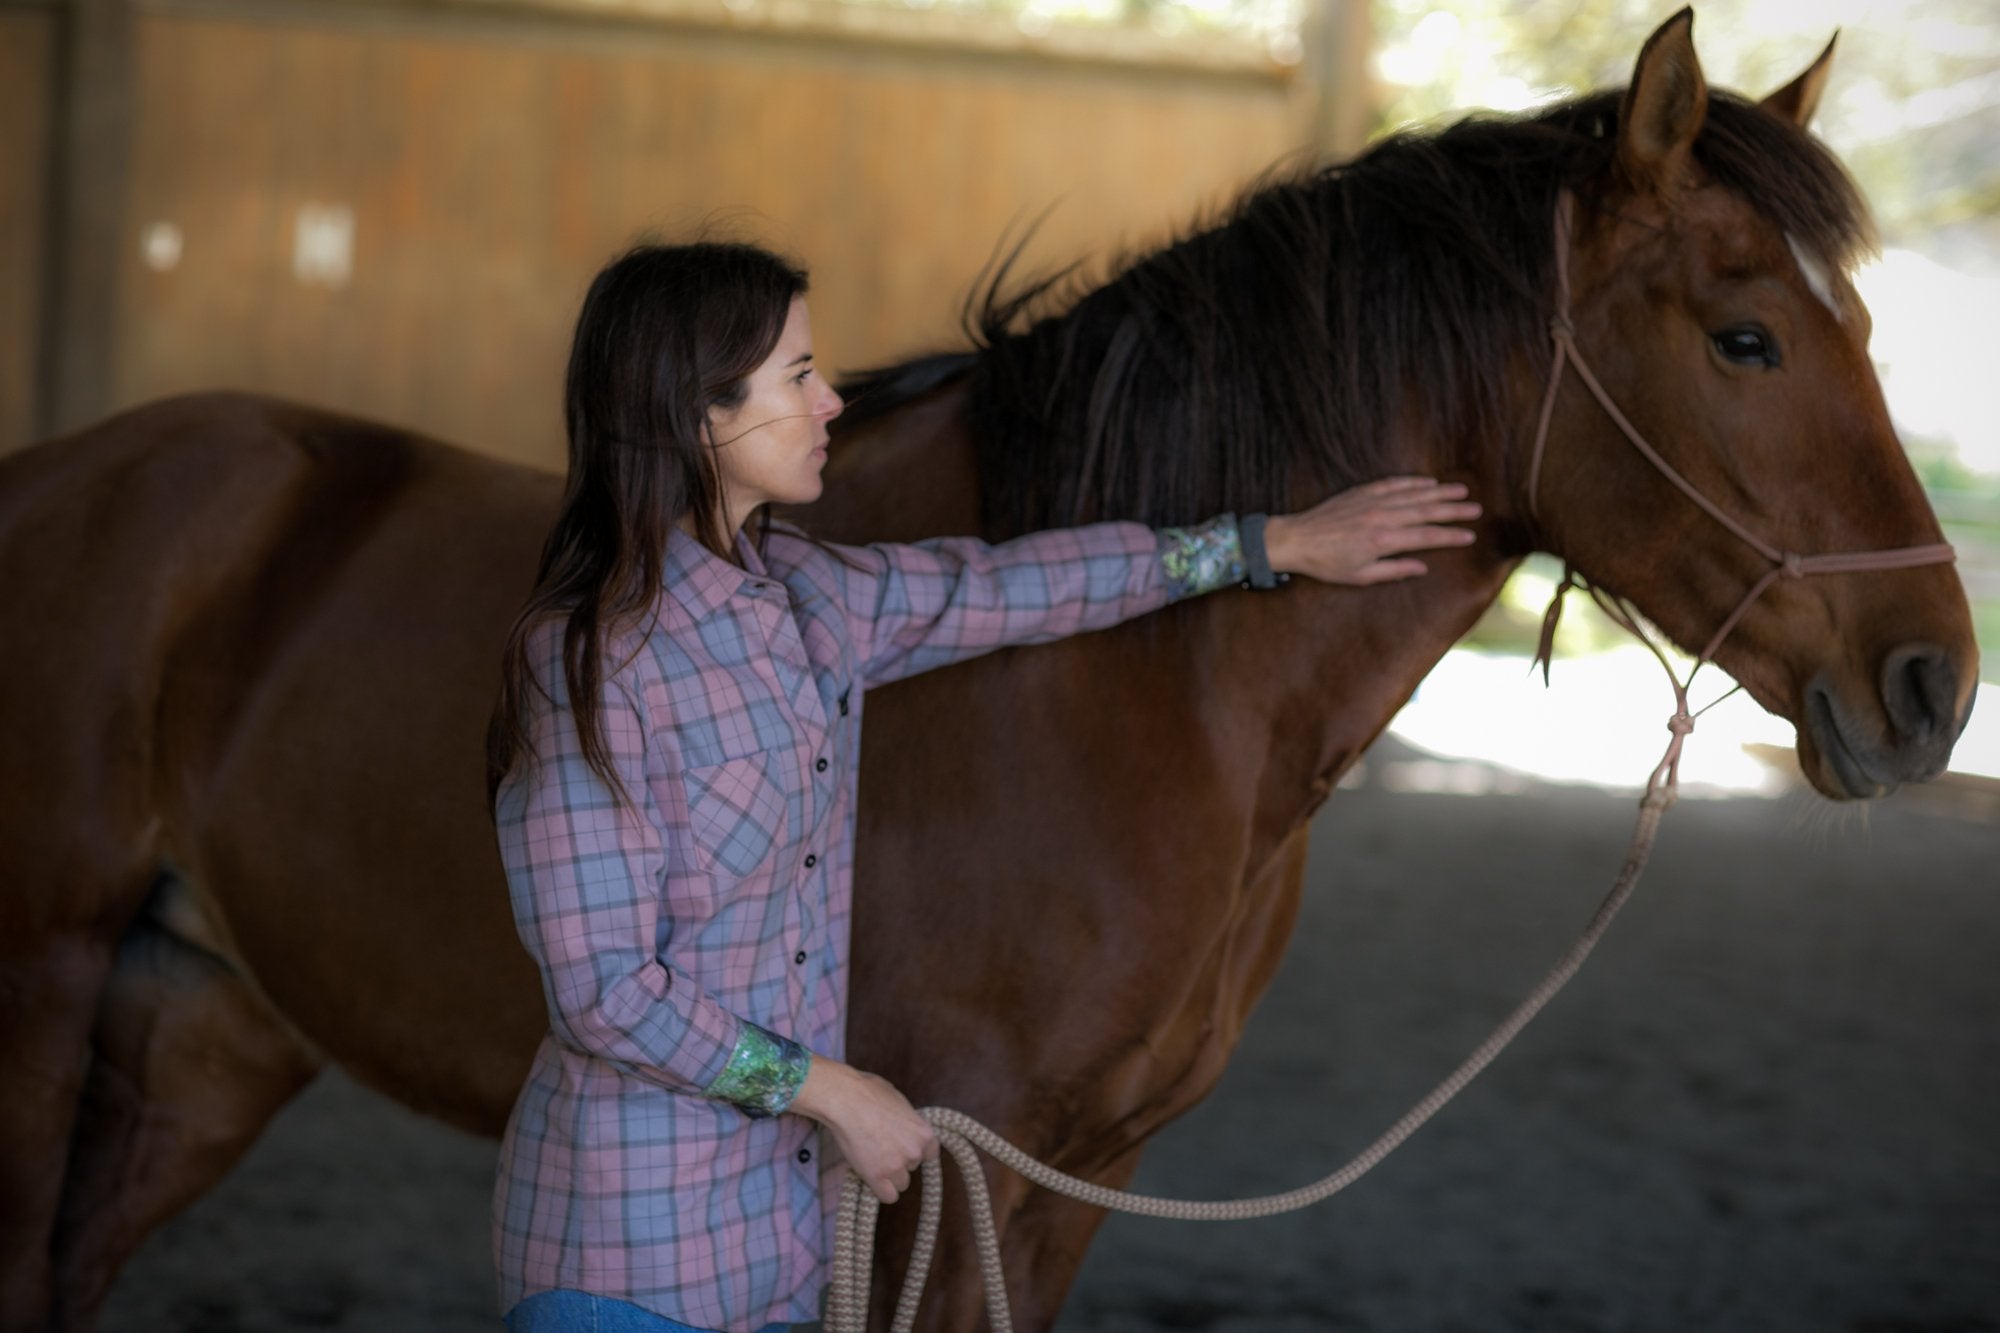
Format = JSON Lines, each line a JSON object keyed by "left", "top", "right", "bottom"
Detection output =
{"left": 1618, "top": 7, "right": 1707, "bottom": 199}
{"left": 1760, "top": 32, "right": 1837, "bottom": 128}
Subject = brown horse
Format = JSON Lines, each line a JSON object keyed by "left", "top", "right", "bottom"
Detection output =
{"left": 0, "top": 12, "right": 1978, "bottom": 1331}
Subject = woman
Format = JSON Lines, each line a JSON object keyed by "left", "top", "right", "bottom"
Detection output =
{"left": 487, "top": 242, "right": 1479, "bottom": 1333}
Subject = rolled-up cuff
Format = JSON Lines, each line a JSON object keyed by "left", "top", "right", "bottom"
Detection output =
{"left": 1156, "top": 514, "right": 1246, "bottom": 600}
{"left": 704, "top": 1022, "right": 813, "bottom": 1118}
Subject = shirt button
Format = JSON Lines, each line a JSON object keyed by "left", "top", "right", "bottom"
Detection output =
{"left": 804, "top": 854, "right": 817, "bottom": 869}
{"left": 794, "top": 950, "right": 807, "bottom": 965}
{"left": 798, "top": 1147, "right": 813, "bottom": 1164}
{"left": 815, "top": 757, "right": 828, "bottom": 773}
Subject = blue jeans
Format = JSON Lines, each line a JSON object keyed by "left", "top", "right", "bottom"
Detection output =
{"left": 503, "top": 1289, "right": 799, "bottom": 1333}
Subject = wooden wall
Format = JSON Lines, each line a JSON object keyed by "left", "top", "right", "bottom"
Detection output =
{"left": 0, "top": 4, "right": 53, "bottom": 454}
{"left": 19, "top": 1, "right": 1336, "bottom": 469}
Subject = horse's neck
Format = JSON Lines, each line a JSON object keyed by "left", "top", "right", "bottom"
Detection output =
{"left": 811, "top": 385, "right": 984, "bottom": 543}
{"left": 1214, "top": 547, "right": 1515, "bottom": 824}
{"left": 816, "top": 382, "right": 1521, "bottom": 828}
{"left": 1164, "top": 381, "right": 1528, "bottom": 822}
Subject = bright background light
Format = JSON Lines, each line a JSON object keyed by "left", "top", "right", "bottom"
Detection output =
{"left": 1385, "top": 651, "right": 2000, "bottom": 796}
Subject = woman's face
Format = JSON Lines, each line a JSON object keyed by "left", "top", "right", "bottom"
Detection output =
{"left": 707, "top": 296, "right": 844, "bottom": 535}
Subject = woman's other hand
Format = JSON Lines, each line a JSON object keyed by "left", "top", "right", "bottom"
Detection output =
{"left": 790, "top": 1057, "right": 940, "bottom": 1204}
{"left": 1263, "top": 477, "right": 1481, "bottom": 585}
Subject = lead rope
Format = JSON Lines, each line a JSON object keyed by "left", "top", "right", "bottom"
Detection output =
{"left": 829, "top": 781, "right": 1673, "bottom": 1333}
{"left": 823, "top": 193, "right": 1957, "bottom": 1333}
{"left": 828, "top": 728, "right": 1675, "bottom": 1333}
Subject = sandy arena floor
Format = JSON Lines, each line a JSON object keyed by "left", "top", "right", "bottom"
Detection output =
{"left": 98, "top": 745, "right": 2000, "bottom": 1333}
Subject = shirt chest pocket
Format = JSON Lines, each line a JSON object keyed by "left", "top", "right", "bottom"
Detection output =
{"left": 679, "top": 748, "right": 793, "bottom": 878}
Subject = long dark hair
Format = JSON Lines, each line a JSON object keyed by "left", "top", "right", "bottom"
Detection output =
{"left": 842, "top": 90, "right": 1871, "bottom": 539}
{"left": 488, "top": 242, "right": 809, "bottom": 799}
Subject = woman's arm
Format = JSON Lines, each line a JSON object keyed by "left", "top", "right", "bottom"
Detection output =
{"left": 494, "top": 631, "right": 811, "bottom": 1117}
{"left": 821, "top": 520, "right": 1175, "bottom": 689}
{"left": 785, "top": 477, "right": 1479, "bottom": 690}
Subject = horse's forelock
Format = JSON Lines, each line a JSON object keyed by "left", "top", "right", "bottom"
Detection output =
{"left": 1689, "top": 91, "right": 1877, "bottom": 274}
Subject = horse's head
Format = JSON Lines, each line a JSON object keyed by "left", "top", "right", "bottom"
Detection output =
{"left": 1532, "top": 9, "right": 1978, "bottom": 799}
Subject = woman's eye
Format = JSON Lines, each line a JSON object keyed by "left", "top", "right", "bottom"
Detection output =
{"left": 1713, "top": 325, "right": 1781, "bottom": 368}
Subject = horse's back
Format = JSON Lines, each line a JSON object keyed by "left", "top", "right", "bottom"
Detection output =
{"left": 0, "top": 390, "right": 550, "bottom": 618}
{"left": 5, "top": 393, "right": 525, "bottom": 790}
{"left": 1, "top": 393, "right": 483, "bottom": 688}
{"left": 1, "top": 393, "right": 305, "bottom": 655}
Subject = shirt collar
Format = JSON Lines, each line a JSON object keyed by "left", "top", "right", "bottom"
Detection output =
{"left": 662, "top": 523, "right": 779, "bottom": 620}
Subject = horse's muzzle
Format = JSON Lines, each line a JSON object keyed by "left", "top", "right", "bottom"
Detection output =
{"left": 1803, "top": 645, "right": 1973, "bottom": 798}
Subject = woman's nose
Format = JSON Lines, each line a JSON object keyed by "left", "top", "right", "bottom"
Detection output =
{"left": 818, "top": 382, "right": 844, "bottom": 420}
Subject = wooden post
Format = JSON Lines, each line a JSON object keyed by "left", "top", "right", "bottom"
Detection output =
{"left": 0, "top": 1, "right": 55, "bottom": 452}
{"left": 1297, "top": 0, "right": 1375, "bottom": 160}
{"left": 40, "top": 0, "right": 136, "bottom": 437}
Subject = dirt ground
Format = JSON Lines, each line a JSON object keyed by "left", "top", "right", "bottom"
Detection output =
{"left": 98, "top": 742, "right": 2000, "bottom": 1333}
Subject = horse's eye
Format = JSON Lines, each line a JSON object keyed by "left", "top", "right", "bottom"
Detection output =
{"left": 1713, "top": 325, "right": 1781, "bottom": 368}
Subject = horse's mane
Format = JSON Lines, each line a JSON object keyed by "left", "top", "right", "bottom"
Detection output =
{"left": 838, "top": 89, "right": 1873, "bottom": 539}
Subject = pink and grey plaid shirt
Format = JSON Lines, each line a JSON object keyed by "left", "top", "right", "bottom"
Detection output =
{"left": 492, "top": 516, "right": 1245, "bottom": 1331}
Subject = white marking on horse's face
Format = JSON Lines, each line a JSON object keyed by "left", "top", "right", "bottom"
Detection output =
{"left": 1787, "top": 233, "right": 1844, "bottom": 323}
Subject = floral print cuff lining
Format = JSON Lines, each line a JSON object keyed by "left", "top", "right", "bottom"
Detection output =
{"left": 1157, "top": 514, "right": 1246, "bottom": 601}
{"left": 705, "top": 1022, "right": 813, "bottom": 1118}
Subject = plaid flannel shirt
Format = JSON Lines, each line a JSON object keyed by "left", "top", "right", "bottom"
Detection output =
{"left": 493, "top": 515, "right": 1245, "bottom": 1331}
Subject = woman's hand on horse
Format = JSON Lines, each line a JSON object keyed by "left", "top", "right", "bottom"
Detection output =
{"left": 1264, "top": 477, "right": 1481, "bottom": 585}
{"left": 790, "top": 1056, "right": 940, "bottom": 1204}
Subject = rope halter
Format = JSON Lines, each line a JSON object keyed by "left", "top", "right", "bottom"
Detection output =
{"left": 1525, "top": 191, "right": 1955, "bottom": 806}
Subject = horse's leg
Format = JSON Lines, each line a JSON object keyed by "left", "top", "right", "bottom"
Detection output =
{"left": 904, "top": 828, "right": 1314, "bottom": 1333}
{"left": 997, "top": 1152, "right": 1152, "bottom": 1333}
{"left": 886, "top": 1167, "right": 1039, "bottom": 1333}
{"left": 0, "top": 929, "right": 119, "bottom": 1332}
{"left": 0, "top": 808, "right": 167, "bottom": 1332}
{"left": 897, "top": 1150, "right": 1142, "bottom": 1333}
{"left": 49, "top": 894, "right": 322, "bottom": 1331}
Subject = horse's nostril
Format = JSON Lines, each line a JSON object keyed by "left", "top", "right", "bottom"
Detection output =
{"left": 1881, "top": 643, "right": 1956, "bottom": 746}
